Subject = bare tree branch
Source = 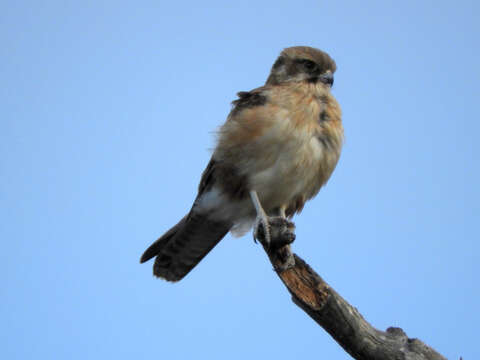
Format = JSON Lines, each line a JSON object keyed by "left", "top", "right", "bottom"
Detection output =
{"left": 259, "top": 217, "right": 447, "bottom": 360}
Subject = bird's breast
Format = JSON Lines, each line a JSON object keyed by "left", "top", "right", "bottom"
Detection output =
{"left": 249, "top": 112, "right": 342, "bottom": 212}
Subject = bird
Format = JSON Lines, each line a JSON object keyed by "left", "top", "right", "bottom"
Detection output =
{"left": 140, "top": 46, "right": 343, "bottom": 282}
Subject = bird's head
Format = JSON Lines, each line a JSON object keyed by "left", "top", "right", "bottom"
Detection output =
{"left": 266, "top": 46, "right": 336, "bottom": 87}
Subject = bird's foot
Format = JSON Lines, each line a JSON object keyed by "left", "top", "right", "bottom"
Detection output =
{"left": 249, "top": 190, "right": 296, "bottom": 250}
{"left": 268, "top": 217, "right": 296, "bottom": 249}
{"left": 254, "top": 216, "right": 296, "bottom": 250}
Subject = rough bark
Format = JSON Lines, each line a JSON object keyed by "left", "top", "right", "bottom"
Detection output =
{"left": 259, "top": 217, "right": 447, "bottom": 360}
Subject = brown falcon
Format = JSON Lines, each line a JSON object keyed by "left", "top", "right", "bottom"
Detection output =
{"left": 140, "top": 46, "right": 343, "bottom": 281}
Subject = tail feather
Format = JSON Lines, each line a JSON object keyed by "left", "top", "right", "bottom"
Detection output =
{"left": 140, "top": 212, "right": 231, "bottom": 282}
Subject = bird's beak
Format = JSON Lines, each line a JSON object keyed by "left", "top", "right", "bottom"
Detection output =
{"left": 319, "top": 72, "right": 334, "bottom": 87}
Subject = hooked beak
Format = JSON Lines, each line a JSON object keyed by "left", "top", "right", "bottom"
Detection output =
{"left": 319, "top": 72, "right": 334, "bottom": 87}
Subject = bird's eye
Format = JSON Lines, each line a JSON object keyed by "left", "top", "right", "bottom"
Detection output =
{"left": 300, "top": 59, "right": 317, "bottom": 71}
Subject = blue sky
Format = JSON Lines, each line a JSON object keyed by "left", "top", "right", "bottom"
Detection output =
{"left": 1, "top": 1, "right": 479, "bottom": 359}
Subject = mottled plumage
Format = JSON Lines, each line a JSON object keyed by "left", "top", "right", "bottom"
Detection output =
{"left": 140, "top": 46, "right": 343, "bottom": 281}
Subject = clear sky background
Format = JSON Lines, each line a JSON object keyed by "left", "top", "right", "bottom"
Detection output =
{"left": 1, "top": 1, "right": 479, "bottom": 359}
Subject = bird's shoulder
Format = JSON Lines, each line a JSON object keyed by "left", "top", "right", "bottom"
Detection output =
{"left": 230, "top": 86, "right": 270, "bottom": 116}
{"left": 230, "top": 83, "right": 313, "bottom": 118}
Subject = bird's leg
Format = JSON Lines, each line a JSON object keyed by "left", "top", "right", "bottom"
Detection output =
{"left": 249, "top": 190, "right": 271, "bottom": 248}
